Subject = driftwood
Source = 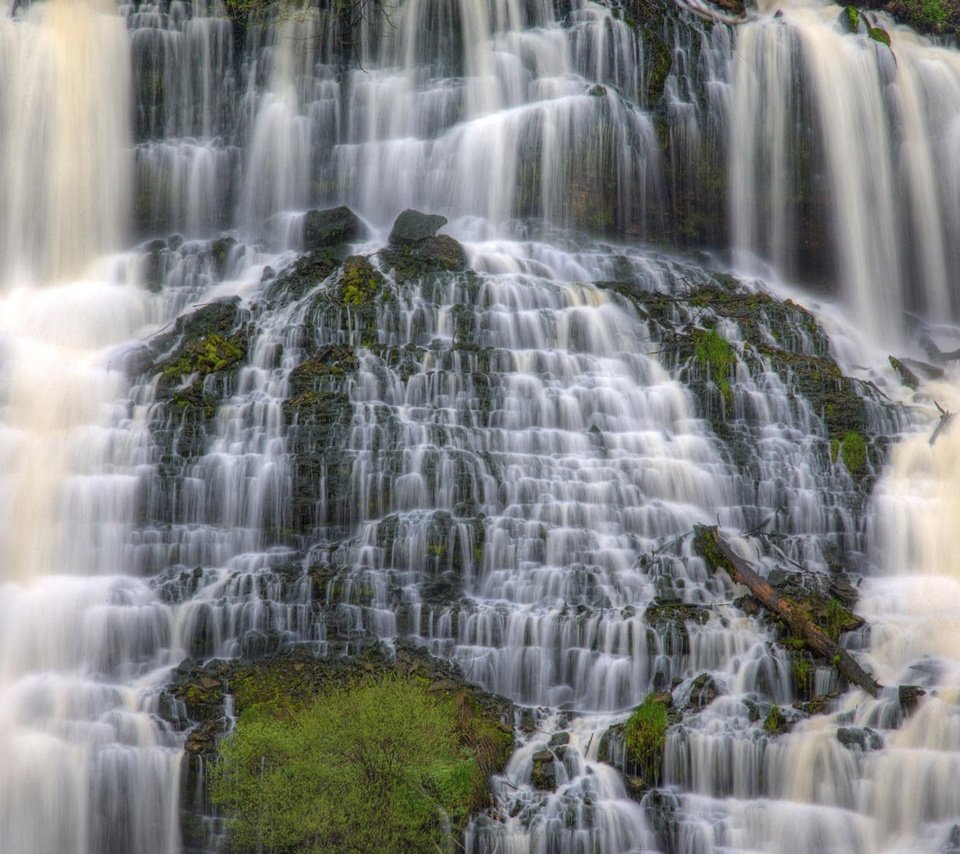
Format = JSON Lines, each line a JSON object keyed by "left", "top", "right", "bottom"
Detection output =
{"left": 919, "top": 333, "right": 960, "bottom": 364}
{"left": 930, "top": 401, "right": 956, "bottom": 446}
{"left": 693, "top": 526, "right": 883, "bottom": 697}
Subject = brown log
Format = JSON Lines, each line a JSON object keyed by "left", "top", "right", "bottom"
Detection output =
{"left": 693, "top": 526, "right": 882, "bottom": 697}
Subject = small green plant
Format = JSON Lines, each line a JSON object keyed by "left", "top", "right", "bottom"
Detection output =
{"left": 694, "top": 328, "right": 735, "bottom": 405}
{"left": 839, "top": 431, "right": 867, "bottom": 473}
{"left": 792, "top": 656, "right": 812, "bottom": 692}
{"left": 764, "top": 704, "right": 784, "bottom": 734}
{"left": 213, "top": 677, "right": 497, "bottom": 853}
{"left": 824, "top": 597, "right": 850, "bottom": 641}
{"left": 339, "top": 256, "right": 382, "bottom": 307}
{"left": 162, "top": 334, "right": 244, "bottom": 378}
{"left": 624, "top": 694, "right": 669, "bottom": 781}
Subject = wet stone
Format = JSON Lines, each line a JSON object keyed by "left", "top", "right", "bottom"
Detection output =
{"left": 531, "top": 749, "right": 557, "bottom": 791}
{"left": 303, "top": 205, "right": 365, "bottom": 250}
{"left": 389, "top": 208, "right": 448, "bottom": 244}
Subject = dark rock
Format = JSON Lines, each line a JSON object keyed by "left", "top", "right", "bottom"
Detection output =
{"left": 898, "top": 684, "right": 926, "bottom": 712}
{"left": 549, "top": 731, "right": 571, "bottom": 748}
{"left": 943, "top": 824, "right": 960, "bottom": 853}
{"left": 683, "top": 672, "right": 722, "bottom": 711}
{"left": 303, "top": 205, "right": 365, "bottom": 251}
{"left": 531, "top": 748, "right": 557, "bottom": 790}
{"left": 836, "top": 726, "right": 884, "bottom": 751}
{"left": 389, "top": 209, "right": 448, "bottom": 244}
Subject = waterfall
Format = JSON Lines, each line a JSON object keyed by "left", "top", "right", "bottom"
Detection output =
{"left": 1, "top": 0, "right": 960, "bottom": 852}
{"left": 0, "top": 2, "right": 180, "bottom": 852}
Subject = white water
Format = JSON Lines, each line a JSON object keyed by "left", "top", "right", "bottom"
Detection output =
{"left": 1, "top": 0, "right": 960, "bottom": 852}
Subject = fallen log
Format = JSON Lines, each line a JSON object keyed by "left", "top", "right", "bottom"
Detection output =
{"left": 693, "top": 526, "right": 883, "bottom": 697}
{"left": 930, "top": 401, "right": 956, "bottom": 447}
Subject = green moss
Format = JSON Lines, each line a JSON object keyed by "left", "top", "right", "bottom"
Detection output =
{"left": 624, "top": 694, "right": 669, "bottom": 781}
{"left": 838, "top": 431, "right": 867, "bottom": 473}
{"left": 213, "top": 677, "right": 500, "bottom": 853}
{"left": 868, "top": 26, "right": 892, "bottom": 46}
{"left": 764, "top": 704, "right": 785, "bottom": 735}
{"left": 694, "top": 328, "right": 735, "bottom": 405}
{"left": 844, "top": 5, "right": 860, "bottom": 29}
{"left": 162, "top": 333, "right": 244, "bottom": 379}
{"left": 825, "top": 597, "right": 852, "bottom": 641}
{"left": 792, "top": 656, "right": 812, "bottom": 692}
{"left": 339, "top": 256, "right": 383, "bottom": 307}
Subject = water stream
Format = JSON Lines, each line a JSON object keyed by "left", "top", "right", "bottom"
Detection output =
{"left": 1, "top": 0, "right": 960, "bottom": 852}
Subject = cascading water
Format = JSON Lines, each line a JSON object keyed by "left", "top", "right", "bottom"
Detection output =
{"left": 3, "top": 0, "right": 960, "bottom": 852}
{"left": 0, "top": 2, "right": 182, "bottom": 853}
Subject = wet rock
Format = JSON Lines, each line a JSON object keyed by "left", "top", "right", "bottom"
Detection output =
{"left": 644, "top": 600, "right": 709, "bottom": 655}
{"left": 836, "top": 726, "right": 884, "bottom": 751}
{"left": 303, "top": 205, "right": 365, "bottom": 250}
{"left": 389, "top": 209, "right": 448, "bottom": 244}
{"left": 263, "top": 249, "right": 340, "bottom": 305}
{"left": 682, "top": 672, "right": 722, "bottom": 711}
{"left": 209, "top": 235, "right": 237, "bottom": 277}
{"left": 531, "top": 749, "right": 557, "bottom": 790}
{"left": 898, "top": 684, "right": 926, "bottom": 712}
{"left": 942, "top": 824, "right": 960, "bottom": 853}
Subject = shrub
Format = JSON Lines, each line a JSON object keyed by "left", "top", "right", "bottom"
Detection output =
{"left": 212, "top": 677, "right": 491, "bottom": 853}
{"left": 624, "top": 694, "right": 669, "bottom": 782}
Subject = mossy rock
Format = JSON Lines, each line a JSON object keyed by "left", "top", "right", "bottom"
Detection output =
{"left": 644, "top": 600, "right": 710, "bottom": 654}
{"left": 379, "top": 236, "right": 469, "bottom": 283}
{"left": 263, "top": 249, "right": 340, "bottom": 305}
{"left": 763, "top": 703, "right": 789, "bottom": 735}
{"left": 840, "top": 4, "right": 863, "bottom": 30}
{"left": 339, "top": 255, "right": 384, "bottom": 306}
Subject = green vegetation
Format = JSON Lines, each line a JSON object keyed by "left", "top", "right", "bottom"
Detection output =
{"left": 837, "top": 430, "right": 867, "bottom": 473}
{"left": 792, "top": 655, "right": 812, "bottom": 693}
{"left": 624, "top": 694, "right": 669, "bottom": 780}
{"left": 339, "top": 256, "right": 383, "bottom": 307}
{"left": 764, "top": 704, "right": 785, "bottom": 734}
{"left": 868, "top": 26, "right": 892, "bottom": 46}
{"left": 162, "top": 333, "right": 244, "bottom": 379}
{"left": 825, "top": 597, "right": 851, "bottom": 641}
{"left": 844, "top": 5, "right": 860, "bottom": 29}
{"left": 694, "top": 328, "right": 735, "bottom": 404}
{"left": 213, "top": 676, "right": 507, "bottom": 853}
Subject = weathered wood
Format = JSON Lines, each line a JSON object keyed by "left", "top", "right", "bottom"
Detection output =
{"left": 930, "top": 401, "right": 956, "bottom": 446}
{"left": 919, "top": 333, "right": 960, "bottom": 364}
{"left": 693, "top": 526, "right": 883, "bottom": 697}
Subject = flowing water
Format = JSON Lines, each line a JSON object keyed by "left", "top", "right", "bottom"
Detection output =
{"left": 1, "top": 0, "right": 960, "bottom": 851}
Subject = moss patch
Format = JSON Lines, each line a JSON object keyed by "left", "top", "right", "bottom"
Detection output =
{"left": 624, "top": 693, "right": 670, "bottom": 783}
{"left": 339, "top": 255, "right": 384, "bottom": 307}
{"left": 213, "top": 677, "right": 495, "bottom": 853}
{"left": 694, "top": 327, "right": 735, "bottom": 404}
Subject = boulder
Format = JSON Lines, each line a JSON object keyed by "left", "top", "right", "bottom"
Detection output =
{"left": 303, "top": 206, "right": 365, "bottom": 251}
{"left": 389, "top": 209, "right": 448, "bottom": 244}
